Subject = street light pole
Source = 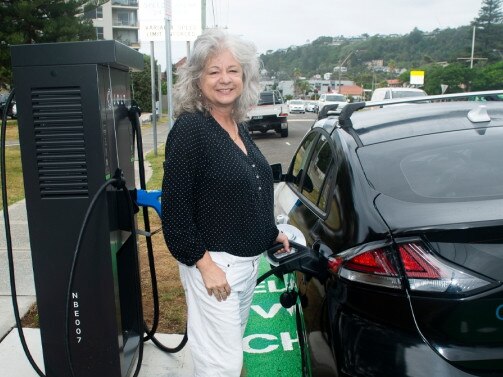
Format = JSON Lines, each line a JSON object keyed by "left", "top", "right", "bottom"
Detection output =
{"left": 470, "top": 25, "right": 484, "bottom": 69}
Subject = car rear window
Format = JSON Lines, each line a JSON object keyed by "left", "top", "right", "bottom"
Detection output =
{"left": 391, "top": 90, "right": 426, "bottom": 98}
{"left": 258, "top": 92, "right": 274, "bottom": 105}
{"left": 258, "top": 92, "right": 282, "bottom": 105}
{"left": 358, "top": 129, "right": 503, "bottom": 202}
{"left": 325, "top": 95, "right": 345, "bottom": 102}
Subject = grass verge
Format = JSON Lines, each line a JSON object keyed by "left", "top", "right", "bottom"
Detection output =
{"left": 140, "top": 147, "right": 187, "bottom": 334}
{"left": 1, "top": 121, "right": 25, "bottom": 209}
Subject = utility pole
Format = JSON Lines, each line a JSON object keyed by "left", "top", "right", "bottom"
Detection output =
{"left": 202, "top": 0, "right": 206, "bottom": 29}
{"left": 338, "top": 50, "right": 356, "bottom": 92}
{"left": 157, "top": 64, "right": 162, "bottom": 116}
{"left": 459, "top": 26, "right": 485, "bottom": 69}
{"left": 150, "top": 41, "right": 157, "bottom": 156}
{"left": 470, "top": 25, "right": 476, "bottom": 69}
{"left": 165, "top": 0, "right": 174, "bottom": 133}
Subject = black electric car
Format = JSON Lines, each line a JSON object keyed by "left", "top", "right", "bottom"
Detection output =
{"left": 273, "top": 92, "right": 503, "bottom": 377}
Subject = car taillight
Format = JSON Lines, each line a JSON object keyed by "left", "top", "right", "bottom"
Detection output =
{"left": 397, "top": 242, "right": 491, "bottom": 294}
{"left": 333, "top": 246, "right": 402, "bottom": 289}
{"left": 279, "top": 112, "right": 288, "bottom": 117}
{"left": 330, "top": 241, "right": 493, "bottom": 294}
{"left": 345, "top": 248, "right": 397, "bottom": 275}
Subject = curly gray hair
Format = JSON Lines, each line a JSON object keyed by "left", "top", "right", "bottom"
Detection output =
{"left": 173, "top": 28, "right": 261, "bottom": 123}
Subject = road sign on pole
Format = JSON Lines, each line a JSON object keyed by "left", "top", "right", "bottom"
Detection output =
{"left": 410, "top": 70, "right": 425, "bottom": 86}
{"left": 139, "top": 0, "right": 165, "bottom": 42}
{"left": 171, "top": 0, "right": 202, "bottom": 42}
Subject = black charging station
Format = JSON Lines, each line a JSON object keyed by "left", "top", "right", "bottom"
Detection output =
{"left": 10, "top": 40, "right": 144, "bottom": 377}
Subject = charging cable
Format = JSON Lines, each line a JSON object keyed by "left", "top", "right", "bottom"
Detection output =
{"left": 1, "top": 89, "right": 46, "bottom": 376}
{"left": 129, "top": 106, "right": 188, "bottom": 353}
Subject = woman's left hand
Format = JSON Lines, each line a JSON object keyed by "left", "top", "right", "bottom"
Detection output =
{"left": 275, "top": 231, "right": 290, "bottom": 252}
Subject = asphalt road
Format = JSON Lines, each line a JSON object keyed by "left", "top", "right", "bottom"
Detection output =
{"left": 250, "top": 111, "right": 318, "bottom": 172}
{"left": 140, "top": 111, "right": 318, "bottom": 171}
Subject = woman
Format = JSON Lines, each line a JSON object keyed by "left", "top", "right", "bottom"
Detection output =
{"left": 161, "top": 28, "right": 290, "bottom": 377}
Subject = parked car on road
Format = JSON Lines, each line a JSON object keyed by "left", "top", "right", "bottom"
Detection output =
{"left": 317, "top": 93, "right": 348, "bottom": 115}
{"left": 289, "top": 100, "right": 306, "bottom": 114}
{"left": 273, "top": 90, "right": 503, "bottom": 377}
{"left": 0, "top": 93, "right": 16, "bottom": 119}
{"left": 246, "top": 90, "right": 289, "bottom": 137}
{"left": 370, "top": 87, "right": 427, "bottom": 101}
{"left": 305, "top": 101, "right": 319, "bottom": 113}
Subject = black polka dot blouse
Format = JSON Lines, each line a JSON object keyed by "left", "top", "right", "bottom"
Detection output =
{"left": 161, "top": 111, "right": 280, "bottom": 266}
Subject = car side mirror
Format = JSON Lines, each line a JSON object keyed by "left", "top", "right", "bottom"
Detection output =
{"left": 270, "top": 163, "right": 284, "bottom": 182}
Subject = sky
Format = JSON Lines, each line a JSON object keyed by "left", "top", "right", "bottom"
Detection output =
{"left": 140, "top": 0, "right": 484, "bottom": 70}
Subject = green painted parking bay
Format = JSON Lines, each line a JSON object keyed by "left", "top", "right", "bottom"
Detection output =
{"left": 243, "top": 257, "right": 304, "bottom": 376}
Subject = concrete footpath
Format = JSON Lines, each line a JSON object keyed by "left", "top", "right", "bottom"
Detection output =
{"left": 0, "top": 118, "right": 186, "bottom": 376}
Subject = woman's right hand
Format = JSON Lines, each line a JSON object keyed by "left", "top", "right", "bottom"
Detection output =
{"left": 196, "top": 252, "right": 231, "bottom": 301}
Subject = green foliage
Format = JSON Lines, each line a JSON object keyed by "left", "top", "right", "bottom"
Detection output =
{"left": 295, "top": 79, "right": 311, "bottom": 97}
{"left": 471, "top": 61, "right": 503, "bottom": 90}
{"left": 131, "top": 54, "right": 158, "bottom": 112}
{"left": 0, "top": 0, "right": 96, "bottom": 84}
{"left": 419, "top": 63, "right": 474, "bottom": 94}
{"left": 473, "top": 0, "right": 503, "bottom": 53}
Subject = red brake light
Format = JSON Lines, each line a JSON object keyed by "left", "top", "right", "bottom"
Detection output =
{"left": 344, "top": 248, "right": 398, "bottom": 276}
{"left": 337, "top": 246, "right": 401, "bottom": 289}
{"left": 398, "top": 243, "right": 441, "bottom": 279}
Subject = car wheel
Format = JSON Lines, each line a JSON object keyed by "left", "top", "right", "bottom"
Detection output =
{"left": 280, "top": 127, "right": 288, "bottom": 138}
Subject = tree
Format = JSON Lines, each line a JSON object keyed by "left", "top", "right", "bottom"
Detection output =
{"left": 131, "top": 54, "right": 158, "bottom": 112}
{"left": 0, "top": 0, "right": 100, "bottom": 85}
{"left": 295, "top": 79, "right": 312, "bottom": 98}
{"left": 472, "top": 0, "right": 503, "bottom": 56}
{"left": 471, "top": 61, "right": 503, "bottom": 90}
{"left": 387, "top": 59, "right": 397, "bottom": 74}
{"left": 422, "top": 63, "right": 474, "bottom": 94}
{"left": 474, "top": 0, "right": 503, "bottom": 26}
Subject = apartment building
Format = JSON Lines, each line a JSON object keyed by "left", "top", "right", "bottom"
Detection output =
{"left": 85, "top": 0, "right": 140, "bottom": 49}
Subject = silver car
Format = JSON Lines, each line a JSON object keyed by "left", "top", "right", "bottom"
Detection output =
{"left": 288, "top": 100, "right": 305, "bottom": 114}
{"left": 318, "top": 93, "right": 348, "bottom": 115}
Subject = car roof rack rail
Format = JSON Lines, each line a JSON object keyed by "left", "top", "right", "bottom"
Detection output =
{"left": 338, "top": 102, "right": 365, "bottom": 129}
{"left": 338, "top": 89, "right": 503, "bottom": 130}
{"left": 317, "top": 104, "right": 339, "bottom": 120}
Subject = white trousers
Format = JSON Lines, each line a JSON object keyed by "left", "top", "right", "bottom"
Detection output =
{"left": 178, "top": 252, "right": 260, "bottom": 377}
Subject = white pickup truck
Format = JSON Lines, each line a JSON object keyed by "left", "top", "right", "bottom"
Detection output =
{"left": 246, "top": 91, "right": 289, "bottom": 137}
